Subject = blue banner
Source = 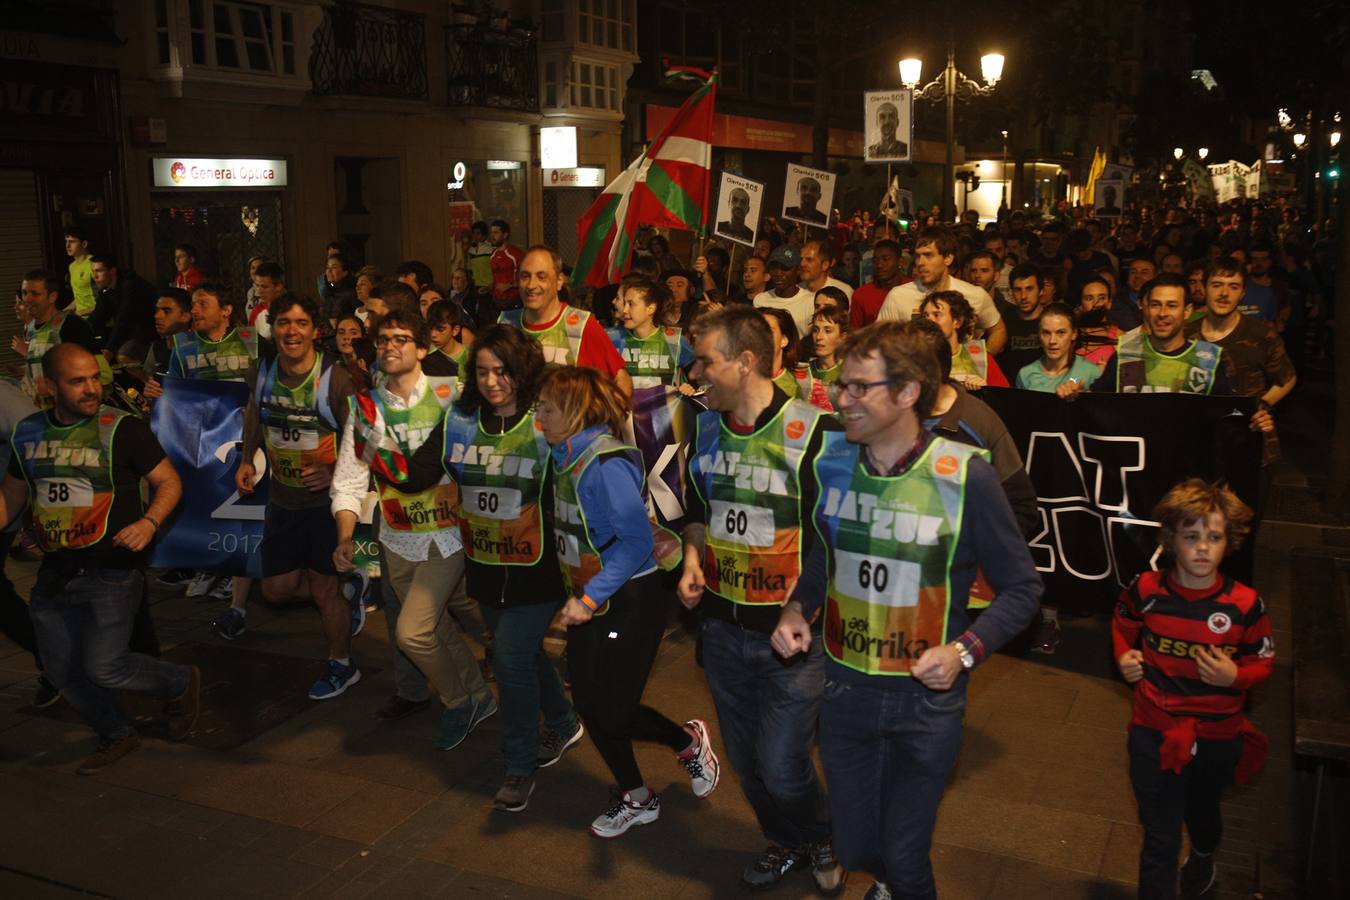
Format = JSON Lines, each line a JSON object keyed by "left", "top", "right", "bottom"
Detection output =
{"left": 149, "top": 376, "right": 267, "bottom": 577}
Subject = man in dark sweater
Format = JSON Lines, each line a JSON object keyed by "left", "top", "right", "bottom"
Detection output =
{"left": 773, "top": 319, "right": 1041, "bottom": 900}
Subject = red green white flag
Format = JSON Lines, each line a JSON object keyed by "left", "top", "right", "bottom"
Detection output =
{"left": 573, "top": 66, "right": 717, "bottom": 288}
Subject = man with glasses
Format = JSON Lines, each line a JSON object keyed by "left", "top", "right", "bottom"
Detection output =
{"left": 330, "top": 309, "right": 493, "bottom": 745}
{"left": 773, "top": 320, "right": 1041, "bottom": 900}
{"left": 678, "top": 305, "right": 845, "bottom": 894}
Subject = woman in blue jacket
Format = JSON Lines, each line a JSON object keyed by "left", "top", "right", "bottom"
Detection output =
{"left": 535, "top": 365, "right": 721, "bottom": 839}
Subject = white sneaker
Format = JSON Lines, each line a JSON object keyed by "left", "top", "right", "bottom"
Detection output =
{"left": 184, "top": 572, "right": 214, "bottom": 598}
{"left": 589, "top": 789, "right": 660, "bottom": 838}
{"left": 678, "top": 719, "right": 721, "bottom": 798}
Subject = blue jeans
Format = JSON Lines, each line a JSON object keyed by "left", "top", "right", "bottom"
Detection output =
{"left": 481, "top": 601, "right": 577, "bottom": 777}
{"left": 819, "top": 674, "right": 967, "bottom": 900}
{"left": 29, "top": 566, "right": 190, "bottom": 740}
{"left": 700, "top": 617, "right": 831, "bottom": 848}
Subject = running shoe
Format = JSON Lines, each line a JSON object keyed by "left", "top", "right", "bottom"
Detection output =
{"left": 436, "top": 692, "right": 498, "bottom": 750}
{"left": 1180, "top": 851, "right": 1217, "bottom": 897}
{"left": 536, "top": 722, "right": 584, "bottom": 768}
{"left": 32, "top": 675, "right": 60, "bottom": 709}
{"left": 741, "top": 845, "right": 806, "bottom": 891}
{"left": 590, "top": 788, "right": 660, "bottom": 838}
{"left": 308, "top": 659, "right": 361, "bottom": 700}
{"left": 677, "top": 718, "right": 721, "bottom": 798}
{"left": 493, "top": 773, "right": 535, "bottom": 812}
{"left": 344, "top": 571, "right": 369, "bottom": 637}
{"left": 210, "top": 608, "right": 246, "bottom": 641}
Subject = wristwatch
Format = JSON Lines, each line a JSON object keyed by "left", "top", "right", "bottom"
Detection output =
{"left": 950, "top": 640, "right": 975, "bottom": 670}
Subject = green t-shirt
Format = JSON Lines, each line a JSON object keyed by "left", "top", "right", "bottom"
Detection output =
{"left": 69, "top": 257, "right": 96, "bottom": 317}
{"left": 1015, "top": 355, "right": 1102, "bottom": 392}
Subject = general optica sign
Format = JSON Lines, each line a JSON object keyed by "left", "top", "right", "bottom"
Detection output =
{"left": 152, "top": 157, "right": 288, "bottom": 188}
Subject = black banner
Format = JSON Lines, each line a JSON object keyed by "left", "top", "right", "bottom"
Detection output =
{"left": 979, "top": 388, "right": 1262, "bottom": 612}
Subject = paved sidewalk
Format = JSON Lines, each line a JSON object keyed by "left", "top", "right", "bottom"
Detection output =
{"left": 0, "top": 541, "right": 1298, "bottom": 900}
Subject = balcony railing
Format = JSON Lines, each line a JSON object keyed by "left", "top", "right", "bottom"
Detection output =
{"left": 444, "top": 24, "right": 539, "bottom": 113}
{"left": 311, "top": 2, "right": 429, "bottom": 101}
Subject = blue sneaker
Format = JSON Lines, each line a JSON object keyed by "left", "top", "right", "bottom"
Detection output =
{"left": 210, "top": 608, "right": 246, "bottom": 641}
{"left": 436, "top": 692, "right": 498, "bottom": 750}
{"left": 343, "top": 571, "right": 369, "bottom": 637}
{"left": 308, "top": 659, "right": 361, "bottom": 700}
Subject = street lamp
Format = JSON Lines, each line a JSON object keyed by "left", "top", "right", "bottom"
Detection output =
{"left": 899, "top": 42, "right": 1004, "bottom": 222}
{"left": 1293, "top": 132, "right": 1307, "bottom": 148}
{"left": 1331, "top": 131, "right": 1342, "bottom": 148}
{"left": 1198, "top": 147, "right": 1209, "bottom": 160}
{"left": 1173, "top": 147, "right": 1184, "bottom": 160}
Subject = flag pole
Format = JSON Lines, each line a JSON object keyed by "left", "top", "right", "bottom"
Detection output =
{"left": 726, "top": 243, "right": 736, "bottom": 295}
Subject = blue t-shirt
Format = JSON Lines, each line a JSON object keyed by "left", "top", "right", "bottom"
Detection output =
{"left": 1238, "top": 282, "right": 1277, "bottom": 323}
{"left": 1015, "top": 355, "right": 1103, "bottom": 392}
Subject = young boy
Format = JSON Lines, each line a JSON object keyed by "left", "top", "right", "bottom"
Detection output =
{"left": 1113, "top": 479, "right": 1274, "bottom": 900}
{"left": 422, "top": 298, "right": 474, "bottom": 376}
{"left": 808, "top": 304, "right": 848, "bottom": 389}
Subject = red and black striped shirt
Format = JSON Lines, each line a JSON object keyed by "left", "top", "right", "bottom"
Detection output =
{"left": 1112, "top": 569, "right": 1275, "bottom": 721}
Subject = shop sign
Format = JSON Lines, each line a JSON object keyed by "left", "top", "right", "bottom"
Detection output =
{"left": 486, "top": 159, "right": 524, "bottom": 171}
{"left": 152, "top": 157, "right": 287, "bottom": 188}
{"left": 447, "top": 161, "right": 468, "bottom": 189}
{"left": 544, "top": 167, "right": 606, "bottom": 188}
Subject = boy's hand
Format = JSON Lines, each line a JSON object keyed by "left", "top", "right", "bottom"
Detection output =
{"left": 1196, "top": 645, "right": 1238, "bottom": 687}
{"left": 1117, "top": 649, "right": 1145, "bottom": 683}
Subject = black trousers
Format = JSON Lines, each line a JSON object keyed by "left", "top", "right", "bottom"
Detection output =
{"left": 1128, "top": 724, "right": 1242, "bottom": 900}
{"left": 566, "top": 571, "right": 689, "bottom": 792}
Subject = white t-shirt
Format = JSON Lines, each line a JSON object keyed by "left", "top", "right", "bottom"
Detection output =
{"left": 753, "top": 289, "right": 815, "bottom": 340}
{"left": 800, "top": 277, "right": 855, "bottom": 303}
{"left": 875, "top": 275, "right": 1002, "bottom": 332}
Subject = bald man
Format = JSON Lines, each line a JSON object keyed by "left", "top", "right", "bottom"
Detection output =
{"left": 0, "top": 343, "right": 199, "bottom": 774}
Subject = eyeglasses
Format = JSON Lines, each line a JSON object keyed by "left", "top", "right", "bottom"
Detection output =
{"left": 829, "top": 379, "right": 894, "bottom": 400}
{"left": 374, "top": 334, "right": 415, "bottom": 349}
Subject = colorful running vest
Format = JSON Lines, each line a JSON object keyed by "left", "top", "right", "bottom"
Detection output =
{"left": 12, "top": 406, "right": 129, "bottom": 552}
{"left": 951, "top": 340, "right": 990, "bottom": 380}
{"left": 499, "top": 306, "right": 590, "bottom": 366}
{"left": 1115, "top": 330, "right": 1223, "bottom": 394}
{"left": 255, "top": 353, "right": 339, "bottom": 489}
{"left": 551, "top": 433, "right": 682, "bottom": 605}
{"left": 350, "top": 377, "right": 458, "bottom": 533}
{"left": 810, "top": 360, "right": 842, "bottom": 388}
{"left": 24, "top": 311, "right": 113, "bottom": 399}
{"left": 169, "top": 327, "right": 259, "bottom": 381}
{"left": 606, "top": 326, "right": 687, "bottom": 389}
{"left": 814, "top": 433, "right": 986, "bottom": 676}
{"left": 688, "top": 399, "right": 824, "bottom": 605}
{"left": 443, "top": 407, "right": 551, "bottom": 565}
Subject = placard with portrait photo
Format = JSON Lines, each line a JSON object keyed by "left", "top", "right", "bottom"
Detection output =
{"left": 713, "top": 173, "right": 764, "bottom": 247}
{"left": 863, "top": 89, "right": 913, "bottom": 163}
{"left": 781, "top": 163, "right": 836, "bottom": 229}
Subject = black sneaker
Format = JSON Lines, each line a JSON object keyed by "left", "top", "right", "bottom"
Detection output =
{"left": 1180, "top": 851, "right": 1216, "bottom": 897}
{"left": 741, "top": 845, "right": 806, "bottom": 891}
{"left": 806, "top": 839, "right": 846, "bottom": 896}
{"left": 376, "top": 695, "right": 431, "bottom": 721}
{"left": 536, "top": 722, "right": 584, "bottom": 768}
{"left": 1030, "top": 616, "right": 1061, "bottom": 655}
{"left": 32, "top": 675, "right": 60, "bottom": 709}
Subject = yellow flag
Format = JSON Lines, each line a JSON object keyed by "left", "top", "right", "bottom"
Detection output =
{"left": 1083, "top": 148, "right": 1107, "bottom": 204}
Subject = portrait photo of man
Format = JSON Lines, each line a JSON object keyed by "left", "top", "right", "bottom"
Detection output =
{"left": 785, "top": 176, "right": 828, "bottom": 225}
{"left": 717, "top": 187, "right": 755, "bottom": 243}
